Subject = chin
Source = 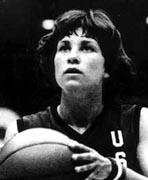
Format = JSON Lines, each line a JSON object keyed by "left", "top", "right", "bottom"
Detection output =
{"left": 59, "top": 79, "right": 95, "bottom": 92}
{"left": 66, "top": 83, "right": 82, "bottom": 90}
{"left": 62, "top": 82, "right": 83, "bottom": 92}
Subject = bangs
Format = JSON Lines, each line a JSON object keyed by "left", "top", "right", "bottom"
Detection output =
{"left": 53, "top": 10, "right": 112, "bottom": 42}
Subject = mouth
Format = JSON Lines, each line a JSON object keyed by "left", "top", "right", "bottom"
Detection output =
{"left": 64, "top": 68, "right": 82, "bottom": 74}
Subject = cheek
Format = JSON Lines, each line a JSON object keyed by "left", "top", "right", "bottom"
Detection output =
{"left": 54, "top": 57, "right": 61, "bottom": 83}
{"left": 54, "top": 55, "right": 65, "bottom": 86}
{"left": 54, "top": 57, "right": 61, "bottom": 86}
{"left": 54, "top": 55, "right": 61, "bottom": 74}
{"left": 88, "top": 55, "right": 105, "bottom": 73}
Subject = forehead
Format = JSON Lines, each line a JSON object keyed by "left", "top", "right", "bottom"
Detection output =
{"left": 59, "top": 27, "right": 99, "bottom": 44}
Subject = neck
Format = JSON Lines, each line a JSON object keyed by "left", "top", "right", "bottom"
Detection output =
{"left": 58, "top": 86, "right": 104, "bottom": 128}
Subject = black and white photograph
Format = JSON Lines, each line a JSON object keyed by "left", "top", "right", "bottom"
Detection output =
{"left": 0, "top": 0, "right": 148, "bottom": 179}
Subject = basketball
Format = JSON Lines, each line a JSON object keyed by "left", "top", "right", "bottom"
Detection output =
{"left": 0, "top": 128, "right": 84, "bottom": 180}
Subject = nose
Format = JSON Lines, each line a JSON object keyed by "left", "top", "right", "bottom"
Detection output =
{"left": 67, "top": 50, "right": 80, "bottom": 64}
{"left": 68, "top": 58, "right": 79, "bottom": 64}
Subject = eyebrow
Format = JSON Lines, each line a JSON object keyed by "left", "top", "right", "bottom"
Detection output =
{"left": 60, "top": 39, "right": 96, "bottom": 45}
{"left": 81, "top": 40, "right": 95, "bottom": 45}
{"left": 58, "top": 40, "right": 70, "bottom": 46}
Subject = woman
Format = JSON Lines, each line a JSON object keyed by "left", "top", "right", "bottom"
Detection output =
{"left": 4, "top": 9, "right": 148, "bottom": 180}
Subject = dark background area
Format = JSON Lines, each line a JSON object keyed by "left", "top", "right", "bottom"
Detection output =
{"left": 0, "top": 0, "right": 148, "bottom": 115}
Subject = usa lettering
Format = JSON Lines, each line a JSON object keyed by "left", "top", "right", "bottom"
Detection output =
{"left": 111, "top": 130, "right": 123, "bottom": 147}
{"left": 111, "top": 130, "right": 127, "bottom": 167}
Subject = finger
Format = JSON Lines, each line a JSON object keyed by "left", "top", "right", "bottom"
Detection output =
{"left": 85, "top": 172, "right": 97, "bottom": 180}
{"left": 72, "top": 152, "right": 97, "bottom": 161}
{"left": 68, "top": 140, "right": 84, "bottom": 152}
{"left": 68, "top": 140, "right": 80, "bottom": 148}
{"left": 69, "top": 142, "right": 94, "bottom": 153}
{"left": 74, "top": 162, "right": 97, "bottom": 173}
{"left": 85, "top": 170, "right": 105, "bottom": 180}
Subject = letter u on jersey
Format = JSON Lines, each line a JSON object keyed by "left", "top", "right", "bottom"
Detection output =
{"left": 110, "top": 130, "right": 124, "bottom": 147}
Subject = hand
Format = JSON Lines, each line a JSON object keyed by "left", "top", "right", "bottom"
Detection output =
{"left": 69, "top": 141, "right": 112, "bottom": 180}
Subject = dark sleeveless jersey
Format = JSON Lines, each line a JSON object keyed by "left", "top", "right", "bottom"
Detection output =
{"left": 17, "top": 104, "right": 142, "bottom": 173}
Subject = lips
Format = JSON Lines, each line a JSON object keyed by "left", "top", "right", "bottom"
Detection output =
{"left": 64, "top": 68, "right": 82, "bottom": 74}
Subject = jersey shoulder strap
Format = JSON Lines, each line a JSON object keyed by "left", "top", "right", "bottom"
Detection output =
{"left": 120, "top": 104, "right": 141, "bottom": 137}
{"left": 17, "top": 106, "right": 53, "bottom": 132}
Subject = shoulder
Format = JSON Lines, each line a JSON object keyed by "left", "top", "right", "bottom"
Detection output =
{"left": 139, "top": 107, "right": 148, "bottom": 139}
{"left": 120, "top": 104, "right": 141, "bottom": 113}
{"left": 140, "top": 107, "right": 148, "bottom": 120}
{"left": 18, "top": 106, "right": 53, "bottom": 131}
{"left": 134, "top": 106, "right": 148, "bottom": 149}
{"left": 117, "top": 104, "right": 141, "bottom": 135}
{"left": 4, "top": 106, "right": 53, "bottom": 144}
{"left": 119, "top": 104, "right": 141, "bottom": 123}
{"left": 22, "top": 106, "right": 52, "bottom": 123}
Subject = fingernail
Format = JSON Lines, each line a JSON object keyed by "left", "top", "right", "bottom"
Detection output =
{"left": 72, "top": 154, "right": 77, "bottom": 160}
{"left": 74, "top": 167, "right": 80, "bottom": 172}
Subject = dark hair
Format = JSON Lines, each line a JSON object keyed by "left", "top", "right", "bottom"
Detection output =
{"left": 37, "top": 9, "right": 135, "bottom": 104}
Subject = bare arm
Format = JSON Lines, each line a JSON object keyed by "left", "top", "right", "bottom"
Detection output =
{"left": 137, "top": 107, "right": 148, "bottom": 176}
{"left": 125, "top": 168, "right": 148, "bottom": 180}
{"left": 124, "top": 107, "right": 148, "bottom": 180}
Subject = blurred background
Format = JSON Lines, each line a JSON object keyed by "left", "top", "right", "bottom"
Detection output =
{"left": 0, "top": 0, "right": 148, "bottom": 116}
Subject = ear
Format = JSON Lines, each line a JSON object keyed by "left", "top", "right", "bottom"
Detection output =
{"left": 104, "top": 72, "right": 110, "bottom": 78}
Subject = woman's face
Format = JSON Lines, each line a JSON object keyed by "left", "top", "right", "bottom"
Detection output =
{"left": 54, "top": 27, "right": 109, "bottom": 92}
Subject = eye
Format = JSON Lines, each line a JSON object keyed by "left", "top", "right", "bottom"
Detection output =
{"left": 58, "top": 45, "right": 70, "bottom": 52}
{"left": 80, "top": 45, "right": 95, "bottom": 52}
{"left": 57, "top": 41, "right": 71, "bottom": 52}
